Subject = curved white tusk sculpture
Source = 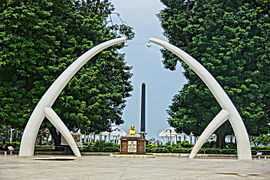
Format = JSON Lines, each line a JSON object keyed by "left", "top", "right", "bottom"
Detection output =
{"left": 149, "top": 38, "right": 252, "bottom": 160}
{"left": 19, "top": 37, "right": 126, "bottom": 157}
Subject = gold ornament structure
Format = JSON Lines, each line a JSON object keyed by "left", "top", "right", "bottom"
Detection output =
{"left": 128, "top": 125, "right": 138, "bottom": 136}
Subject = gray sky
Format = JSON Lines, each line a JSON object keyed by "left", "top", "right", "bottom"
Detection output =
{"left": 109, "top": 0, "right": 187, "bottom": 139}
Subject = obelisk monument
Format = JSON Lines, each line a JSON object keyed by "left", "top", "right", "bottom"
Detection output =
{"left": 140, "top": 83, "right": 146, "bottom": 137}
{"left": 119, "top": 83, "right": 147, "bottom": 154}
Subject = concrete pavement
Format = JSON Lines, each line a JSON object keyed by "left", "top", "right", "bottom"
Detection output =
{"left": 0, "top": 155, "right": 269, "bottom": 180}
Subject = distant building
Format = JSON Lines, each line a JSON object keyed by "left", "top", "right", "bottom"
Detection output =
{"left": 82, "top": 127, "right": 126, "bottom": 144}
{"left": 100, "top": 127, "right": 126, "bottom": 144}
{"left": 158, "top": 127, "right": 235, "bottom": 145}
{"left": 158, "top": 127, "right": 195, "bottom": 145}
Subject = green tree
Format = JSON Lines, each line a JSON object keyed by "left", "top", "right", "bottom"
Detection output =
{"left": 159, "top": 0, "right": 270, "bottom": 148}
{"left": 251, "top": 134, "right": 270, "bottom": 146}
{"left": 0, "top": 0, "right": 134, "bottom": 144}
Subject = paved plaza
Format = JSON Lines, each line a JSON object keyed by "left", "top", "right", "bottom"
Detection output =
{"left": 0, "top": 155, "right": 270, "bottom": 180}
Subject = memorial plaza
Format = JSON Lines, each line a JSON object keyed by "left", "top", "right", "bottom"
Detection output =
{"left": 1, "top": 1, "right": 269, "bottom": 180}
{"left": 0, "top": 154, "right": 269, "bottom": 180}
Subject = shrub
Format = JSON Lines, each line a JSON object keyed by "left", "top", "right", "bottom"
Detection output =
{"left": 0, "top": 142, "right": 21, "bottom": 151}
{"left": 221, "top": 149, "right": 237, "bottom": 154}
{"left": 35, "top": 146, "right": 53, "bottom": 151}
{"left": 178, "top": 141, "right": 193, "bottom": 148}
{"left": 81, "top": 142, "right": 120, "bottom": 152}
{"left": 225, "top": 142, "right": 237, "bottom": 149}
{"left": 204, "top": 148, "right": 221, "bottom": 154}
{"left": 251, "top": 146, "right": 270, "bottom": 155}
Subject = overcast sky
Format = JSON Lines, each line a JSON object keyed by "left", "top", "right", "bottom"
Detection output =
{"left": 109, "top": 0, "right": 187, "bottom": 139}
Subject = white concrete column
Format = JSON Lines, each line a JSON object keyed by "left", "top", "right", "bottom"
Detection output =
{"left": 19, "top": 38, "right": 126, "bottom": 157}
{"left": 149, "top": 38, "right": 251, "bottom": 160}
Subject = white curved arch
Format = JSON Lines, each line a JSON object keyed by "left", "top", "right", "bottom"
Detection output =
{"left": 19, "top": 37, "right": 126, "bottom": 157}
{"left": 149, "top": 38, "right": 251, "bottom": 160}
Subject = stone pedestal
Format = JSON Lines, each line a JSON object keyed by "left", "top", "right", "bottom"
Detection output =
{"left": 120, "top": 136, "right": 146, "bottom": 154}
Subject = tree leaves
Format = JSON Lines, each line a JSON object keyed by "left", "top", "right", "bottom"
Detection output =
{"left": 0, "top": 0, "right": 134, "bottom": 133}
{"left": 159, "top": 0, "right": 270, "bottom": 137}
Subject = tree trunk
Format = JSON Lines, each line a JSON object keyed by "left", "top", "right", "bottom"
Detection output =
{"left": 216, "top": 133, "right": 226, "bottom": 148}
{"left": 48, "top": 126, "right": 62, "bottom": 150}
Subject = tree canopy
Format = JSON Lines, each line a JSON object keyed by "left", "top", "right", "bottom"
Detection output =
{"left": 159, "top": 0, "right": 270, "bottom": 145}
{"left": 0, "top": 0, "right": 134, "bottom": 134}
